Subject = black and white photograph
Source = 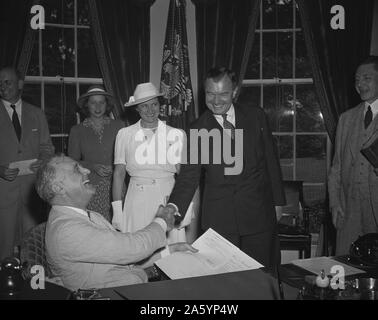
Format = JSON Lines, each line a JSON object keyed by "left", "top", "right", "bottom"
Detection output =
{"left": 0, "top": 0, "right": 378, "bottom": 308}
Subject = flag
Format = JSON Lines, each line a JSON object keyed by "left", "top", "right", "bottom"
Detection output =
{"left": 159, "top": 0, "right": 196, "bottom": 130}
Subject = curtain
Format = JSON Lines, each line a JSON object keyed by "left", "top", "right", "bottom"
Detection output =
{"left": 159, "top": 0, "right": 196, "bottom": 130}
{"left": 297, "top": 0, "right": 374, "bottom": 256}
{"left": 0, "top": 0, "right": 38, "bottom": 75}
{"left": 297, "top": 0, "right": 374, "bottom": 142}
{"left": 192, "top": 0, "right": 261, "bottom": 115}
{"left": 88, "top": 0, "right": 155, "bottom": 123}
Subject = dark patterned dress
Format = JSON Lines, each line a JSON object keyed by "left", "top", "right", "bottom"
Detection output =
{"left": 68, "top": 117, "right": 124, "bottom": 221}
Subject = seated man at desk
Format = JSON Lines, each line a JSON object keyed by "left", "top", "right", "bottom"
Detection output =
{"left": 36, "top": 155, "right": 196, "bottom": 291}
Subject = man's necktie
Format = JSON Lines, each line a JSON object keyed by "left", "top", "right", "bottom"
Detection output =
{"left": 10, "top": 104, "right": 21, "bottom": 141}
{"left": 365, "top": 105, "right": 373, "bottom": 129}
{"left": 221, "top": 113, "right": 235, "bottom": 140}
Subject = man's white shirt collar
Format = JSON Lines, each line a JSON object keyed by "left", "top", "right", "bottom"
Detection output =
{"left": 213, "top": 104, "right": 235, "bottom": 127}
{"left": 61, "top": 206, "right": 89, "bottom": 218}
{"left": 365, "top": 99, "right": 378, "bottom": 119}
{"left": 2, "top": 98, "right": 22, "bottom": 120}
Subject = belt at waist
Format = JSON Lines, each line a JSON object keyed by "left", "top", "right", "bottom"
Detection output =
{"left": 130, "top": 176, "right": 174, "bottom": 185}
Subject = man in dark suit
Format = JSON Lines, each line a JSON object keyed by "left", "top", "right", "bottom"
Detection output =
{"left": 163, "top": 67, "right": 285, "bottom": 271}
{"left": 0, "top": 66, "right": 54, "bottom": 260}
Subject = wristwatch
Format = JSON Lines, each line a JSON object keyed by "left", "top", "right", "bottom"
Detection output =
{"left": 145, "top": 265, "right": 160, "bottom": 281}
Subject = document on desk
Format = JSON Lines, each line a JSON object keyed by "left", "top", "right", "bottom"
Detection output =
{"left": 9, "top": 159, "right": 37, "bottom": 176}
{"left": 155, "top": 228, "right": 264, "bottom": 280}
{"left": 291, "top": 256, "right": 366, "bottom": 277}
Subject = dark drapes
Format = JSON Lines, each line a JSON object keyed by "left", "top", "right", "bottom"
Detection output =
{"left": 88, "top": 0, "right": 155, "bottom": 123}
{"left": 192, "top": 0, "right": 261, "bottom": 115}
{"left": 298, "top": 0, "right": 374, "bottom": 256}
{"left": 0, "top": 0, "right": 38, "bottom": 75}
{"left": 297, "top": 0, "right": 374, "bottom": 142}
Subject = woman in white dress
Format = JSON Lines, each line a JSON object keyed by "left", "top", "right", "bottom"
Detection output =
{"left": 111, "top": 83, "right": 197, "bottom": 243}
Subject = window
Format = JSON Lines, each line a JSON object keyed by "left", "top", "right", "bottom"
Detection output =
{"left": 24, "top": 0, "right": 102, "bottom": 154}
{"left": 239, "top": 0, "right": 329, "bottom": 213}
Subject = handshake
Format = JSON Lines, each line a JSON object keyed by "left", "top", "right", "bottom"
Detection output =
{"left": 111, "top": 201, "right": 183, "bottom": 233}
{"left": 155, "top": 204, "right": 180, "bottom": 232}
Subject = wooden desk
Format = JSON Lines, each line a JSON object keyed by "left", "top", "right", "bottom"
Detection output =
{"left": 279, "top": 256, "right": 377, "bottom": 290}
{"left": 99, "top": 268, "right": 299, "bottom": 300}
{"left": 4, "top": 256, "right": 374, "bottom": 300}
{"left": 0, "top": 281, "right": 70, "bottom": 300}
{"left": 99, "top": 256, "right": 376, "bottom": 300}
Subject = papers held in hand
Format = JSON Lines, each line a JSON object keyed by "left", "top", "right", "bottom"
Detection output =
{"left": 155, "top": 228, "right": 264, "bottom": 280}
{"left": 361, "top": 135, "right": 378, "bottom": 168}
{"left": 8, "top": 159, "right": 37, "bottom": 176}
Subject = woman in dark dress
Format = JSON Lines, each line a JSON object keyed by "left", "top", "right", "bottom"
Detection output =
{"left": 68, "top": 85, "right": 124, "bottom": 221}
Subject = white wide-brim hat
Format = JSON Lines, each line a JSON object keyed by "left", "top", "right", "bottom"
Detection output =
{"left": 124, "top": 82, "right": 163, "bottom": 107}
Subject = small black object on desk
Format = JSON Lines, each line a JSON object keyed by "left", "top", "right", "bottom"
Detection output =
{"left": 0, "top": 257, "right": 25, "bottom": 298}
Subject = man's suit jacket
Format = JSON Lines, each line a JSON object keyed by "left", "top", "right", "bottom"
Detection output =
{"left": 45, "top": 206, "right": 167, "bottom": 291}
{"left": 328, "top": 103, "right": 378, "bottom": 220}
{"left": 169, "top": 104, "right": 285, "bottom": 236}
{"left": 0, "top": 100, "right": 54, "bottom": 208}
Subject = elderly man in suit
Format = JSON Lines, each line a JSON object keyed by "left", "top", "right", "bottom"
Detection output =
{"left": 328, "top": 56, "right": 378, "bottom": 255}
{"left": 0, "top": 66, "right": 54, "bottom": 260}
{"left": 162, "top": 67, "right": 286, "bottom": 271}
{"left": 37, "top": 155, "right": 196, "bottom": 291}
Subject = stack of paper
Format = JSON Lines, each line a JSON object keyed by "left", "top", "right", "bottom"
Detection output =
{"left": 291, "top": 256, "right": 365, "bottom": 277}
{"left": 155, "top": 228, "right": 264, "bottom": 280}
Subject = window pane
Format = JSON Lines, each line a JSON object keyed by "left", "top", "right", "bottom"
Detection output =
{"left": 296, "top": 84, "right": 325, "bottom": 132}
{"left": 303, "top": 184, "right": 326, "bottom": 205}
{"left": 44, "top": 84, "right": 77, "bottom": 134}
{"left": 294, "top": 0, "right": 301, "bottom": 29}
{"left": 262, "top": 0, "right": 276, "bottom": 29}
{"left": 79, "top": 83, "right": 92, "bottom": 95}
{"left": 244, "top": 33, "right": 260, "bottom": 79}
{"left": 263, "top": 0, "right": 293, "bottom": 29}
{"left": 43, "top": 27, "right": 75, "bottom": 77}
{"left": 23, "top": 84, "right": 42, "bottom": 108}
{"left": 277, "top": 135, "right": 293, "bottom": 158}
{"left": 43, "top": 0, "right": 75, "bottom": 25}
{"left": 77, "top": 29, "right": 101, "bottom": 77}
{"left": 262, "top": 32, "right": 293, "bottom": 79}
{"left": 295, "top": 31, "right": 312, "bottom": 78}
{"left": 296, "top": 135, "right": 327, "bottom": 182}
{"left": 27, "top": 39, "right": 40, "bottom": 76}
{"left": 237, "top": 86, "right": 261, "bottom": 107}
{"left": 78, "top": 0, "right": 90, "bottom": 25}
{"left": 263, "top": 85, "right": 293, "bottom": 132}
{"left": 276, "top": 135, "right": 294, "bottom": 179}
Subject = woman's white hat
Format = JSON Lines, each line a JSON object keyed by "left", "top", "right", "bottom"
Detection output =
{"left": 124, "top": 82, "right": 163, "bottom": 107}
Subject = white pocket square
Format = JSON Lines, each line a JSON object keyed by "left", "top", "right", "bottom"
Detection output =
{"left": 32, "top": 128, "right": 38, "bottom": 132}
